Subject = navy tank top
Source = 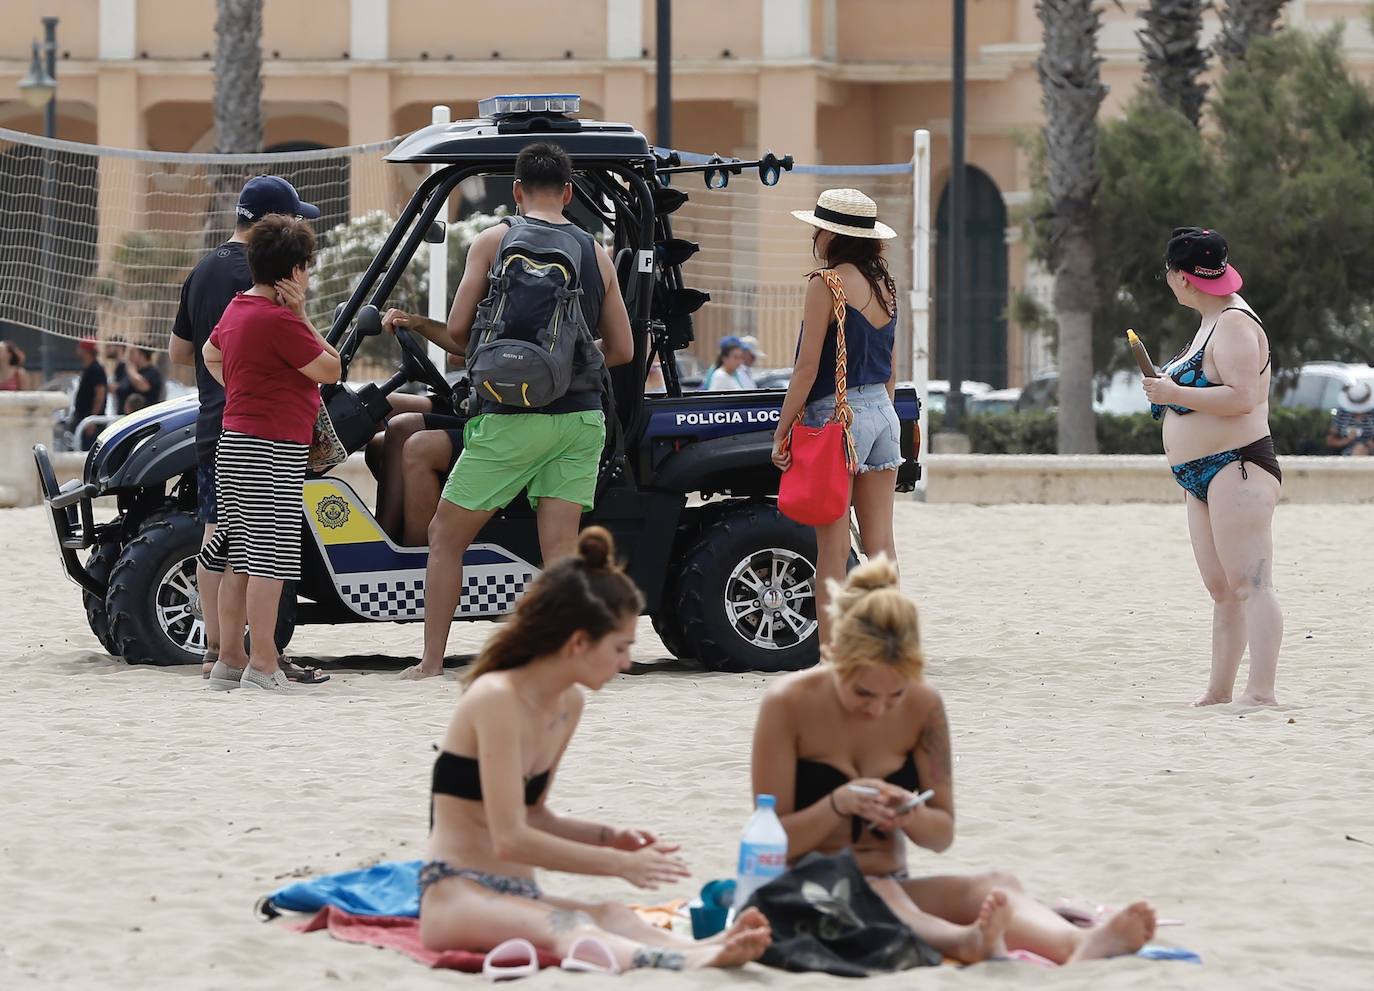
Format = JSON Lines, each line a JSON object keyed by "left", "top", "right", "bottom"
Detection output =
{"left": 805, "top": 304, "right": 896, "bottom": 405}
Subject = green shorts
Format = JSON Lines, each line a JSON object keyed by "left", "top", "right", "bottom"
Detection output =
{"left": 441, "top": 410, "right": 605, "bottom": 512}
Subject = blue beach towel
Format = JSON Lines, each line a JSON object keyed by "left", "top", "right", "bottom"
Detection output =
{"left": 262, "top": 860, "right": 422, "bottom": 918}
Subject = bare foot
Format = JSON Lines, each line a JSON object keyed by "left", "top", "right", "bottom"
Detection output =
{"left": 399, "top": 664, "right": 444, "bottom": 681}
{"left": 1068, "top": 902, "right": 1156, "bottom": 963}
{"left": 704, "top": 907, "right": 770, "bottom": 944}
{"left": 951, "top": 888, "right": 1011, "bottom": 964}
{"left": 702, "top": 925, "right": 771, "bottom": 968}
{"left": 1193, "top": 693, "right": 1232, "bottom": 707}
{"left": 1236, "top": 692, "right": 1278, "bottom": 707}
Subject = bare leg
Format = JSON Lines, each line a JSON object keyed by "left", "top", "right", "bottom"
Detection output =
{"left": 869, "top": 877, "right": 1009, "bottom": 964}
{"left": 412, "top": 500, "right": 494, "bottom": 678}
{"left": 1206, "top": 465, "right": 1283, "bottom": 705}
{"left": 813, "top": 488, "right": 854, "bottom": 647}
{"left": 245, "top": 576, "right": 284, "bottom": 676}
{"left": 1186, "top": 493, "right": 1246, "bottom": 705}
{"left": 534, "top": 497, "right": 584, "bottom": 566}
{"left": 420, "top": 883, "right": 769, "bottom": 970}
{"left": 851, "top": 467, "right": 899, "bottom": 567}
{"left": 377, "top": 412, "right": 427, "bottom": 539}
{"left": 198, "top": 523, "right": 223, "bottom": 675}
{"left": 542, "top": 897, "right": 770, "bottom": 949}
{"left": 401, "top": 429, "right": 454, "bottom": 547}
{"left": 1066, "top": 903, "right": 1157, "bottom": 963}
{"left": 216, "top": 566, "right": 250, "bottom": 669}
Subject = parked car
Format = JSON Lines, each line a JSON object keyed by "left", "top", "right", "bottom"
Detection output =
{"left": 968, "top": 387, "right": 1021, "bottom": 415}
{"left": 1272, "top": 361, "right": 1374, "bottom": 411}
{"left": 925, "top": 379, "right": 992, "bottom": 414}
{"left": 1015, "top": 370, "right": 1150, "bottom": 415}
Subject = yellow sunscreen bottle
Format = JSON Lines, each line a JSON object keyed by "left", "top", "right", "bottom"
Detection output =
{"left": 1127, "top": 329, "right": 1160, "bottom": 378}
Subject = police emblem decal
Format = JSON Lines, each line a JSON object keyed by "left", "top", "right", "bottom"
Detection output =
{"left": 317, "top": 494, "right": 350, "bottom": 529}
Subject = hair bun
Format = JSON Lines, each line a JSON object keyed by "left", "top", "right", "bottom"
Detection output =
{"left": 576, "top": 526, "right": 615, "bottom": 570}
{"left": 845, "top": 556, "right": 899, "bottom": 593}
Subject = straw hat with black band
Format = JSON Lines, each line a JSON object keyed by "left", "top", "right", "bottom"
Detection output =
{"left": 792, "top": 188, "right": 897, "bottom": 240}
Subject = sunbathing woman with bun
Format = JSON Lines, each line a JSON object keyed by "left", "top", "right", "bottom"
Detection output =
{"left": 419, "top": 526, "right": 772, "bottom": 971}
{"left": 751, "top": 557, "right": 1157, "bottom": 965}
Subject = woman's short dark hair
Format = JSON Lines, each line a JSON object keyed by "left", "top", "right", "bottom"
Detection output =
{"left": 247, "top": 215, "right": 316, "bottom": 284}
{"left": 514, "top": 142, "right": 573, "bottom": 195}
{"left": 466, "top": 526, "right": 644, "bottom": 684}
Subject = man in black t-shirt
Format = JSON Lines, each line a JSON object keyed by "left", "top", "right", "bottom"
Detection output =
{"left": 70, "top": 338, "right": 108, "bottom": 450}
{"left": 169, "top": 174, "right": 320, "bottom": 682}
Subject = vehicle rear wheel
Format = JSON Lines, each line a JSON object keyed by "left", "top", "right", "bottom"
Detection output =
{"left": 650, "top": 596, "right": 692, "bottom": 661}
{"left": 677, "top": 502, "right": 843, "bottom": 673}
{"left": 107, "top": 512, "right": 297, "bottom": 667}
{"left": 83, "top": 542, "right": 121, "bottom": 656}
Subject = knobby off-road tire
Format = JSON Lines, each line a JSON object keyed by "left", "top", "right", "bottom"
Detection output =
{"left": 677, "top": 503, "right": 830, "bottom": 673}
{"left": 651, "top": 601, "right": 692, "bottom": 661}
{"left": 83, "top": 542, "right": 122, "bottom": 656}
{"left": 107, "top": 512, "right": 296, "bottom": 667}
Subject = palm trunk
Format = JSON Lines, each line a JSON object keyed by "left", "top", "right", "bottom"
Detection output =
{"left": 1137, "top": 0, "right": 1210, "bottom": 126}
{"left": 1215, "top": 0, "right": 1288, "bottom": 69}
{"left": 206, "top": 0, "right": 264, "bottom": 247}
{"left": 1037, "top": 0, "right": 1107, "bottom": 454}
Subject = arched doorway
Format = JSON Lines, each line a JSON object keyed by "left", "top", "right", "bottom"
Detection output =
{"left": 935, "top": 166, "right": 1008, "bottom": 388}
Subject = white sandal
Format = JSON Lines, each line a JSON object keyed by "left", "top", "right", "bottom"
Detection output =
{"left": 559, "top": 936, "right": 621, "bottom": 974}
{"left": 482, "top": 937, "right": 539, "bottom": 981}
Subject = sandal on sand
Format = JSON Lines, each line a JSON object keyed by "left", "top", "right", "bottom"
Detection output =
{"left": 560, "top": 936, "right": 621, "bottom": 974}
{"left": 279, "top": 655, "right": 330, "bottom": 684}
{"left": 483, "top": 938, "right": 539, "bottom": 981}
{"left": 206, "top": 659, "right": 245, "bottom": 692}
{"left": 201, "top": 649, "right": 219, "bottom": 679}
{"left": 239, "top": 667, "right": 291, "bottom": 692}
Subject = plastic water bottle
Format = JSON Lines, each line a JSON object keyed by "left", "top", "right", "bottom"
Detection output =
{"left": 732, "top": 794, "right": 789, "bottom": 913}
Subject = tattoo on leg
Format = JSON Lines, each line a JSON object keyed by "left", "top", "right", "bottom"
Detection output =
{"left": 632, "top": 946, "right": 686, "bottom": 970}
{"left": 919, "top": 698, "right": 953, "bottom": 787}
{"left": 548, "top": 909, "right": 595, "bottom": 934}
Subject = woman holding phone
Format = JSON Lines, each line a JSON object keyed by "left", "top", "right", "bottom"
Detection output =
{"left": 750, "top": 557, "right": 1157, "bottom": 965}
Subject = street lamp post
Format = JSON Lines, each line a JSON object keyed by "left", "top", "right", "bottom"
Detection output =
{"left": 944, "top": 0, "right": 968, "bottom": 432}
{"left": 655, "top": 0, "right": 672, "bottom": 147}
{"left": 19, "top": 17, "right": 60, "bottom": 385}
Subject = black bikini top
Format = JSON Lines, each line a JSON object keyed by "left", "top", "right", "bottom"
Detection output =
{"left": 795, "top": 753, "right": 920, "bottom": 843}
{"left": 432, "top": 750, "right": 551, "bottom": 806}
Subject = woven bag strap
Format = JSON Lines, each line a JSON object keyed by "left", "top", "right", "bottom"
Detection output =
{"left": 802, "top": 268, "right": 858, "bottom": 472}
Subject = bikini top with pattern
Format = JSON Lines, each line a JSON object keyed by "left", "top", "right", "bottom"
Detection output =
{"left": 1150, "top": 307, "right": 1269, "bottom": 420}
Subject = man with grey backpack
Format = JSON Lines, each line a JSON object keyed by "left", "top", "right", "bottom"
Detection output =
{"left": 382, "top": 142, "right": 634, "bottom": 679}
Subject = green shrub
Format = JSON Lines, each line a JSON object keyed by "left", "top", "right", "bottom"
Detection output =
{"left": 927, "top": 407, "right": 1333, "bottom": 455}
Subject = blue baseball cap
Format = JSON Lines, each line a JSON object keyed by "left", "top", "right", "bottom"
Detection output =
{"left": 719, "top": 335, "right": 744, "bottom": 350}
{"left": 236, "top": 175, "right": 321, "bottom": 224}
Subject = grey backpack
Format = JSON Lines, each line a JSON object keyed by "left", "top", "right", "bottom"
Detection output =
{"left": 466, "top": 216, "right": 604, "bottom": 409}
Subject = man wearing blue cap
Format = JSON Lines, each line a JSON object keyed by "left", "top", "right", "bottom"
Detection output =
{"left": 169, "top": 175, "right": 325, "bottom": 685}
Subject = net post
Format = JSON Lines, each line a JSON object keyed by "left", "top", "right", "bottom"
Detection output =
{"left": 427, "top": 105, "right": 452, "bottom": 371}
{"left": 911, "top": 129, "right": 931, "bottom": 498}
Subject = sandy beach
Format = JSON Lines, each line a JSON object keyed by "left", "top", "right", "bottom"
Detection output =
{"left": 3, "top": 499, "right": 1372, "bottom": 990}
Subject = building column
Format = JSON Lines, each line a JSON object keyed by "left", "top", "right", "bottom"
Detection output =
{"left": 758, "top": 68, "right": 819, "bottom": 282}
{"left": 606, "top": 0, "right": 642, "bottom": 59}
{"left": 350, "top": 0, "right": 389, "bottom": 60}
{"left": 348, "top": 68, "right": 393, "bottom": 217}
{"left": 95, "top": 66, "right": 145, "bottom": 272}
{"left": 762, "top": 0, "right": 812, "bottom": 59}
{"left": 99, "top": 0, "right": 137, "bottom": 60}
{"left": 603, "top": 0, "right": 647, "bottom": 135}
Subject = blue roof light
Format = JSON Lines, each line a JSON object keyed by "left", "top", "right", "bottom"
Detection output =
{"left": 478, "top": 94, "right": 582, "bottom": 119}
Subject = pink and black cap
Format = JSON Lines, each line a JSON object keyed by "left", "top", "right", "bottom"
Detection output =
{"left": 1166, "top": 226, "right": 1242, "bottom": 296}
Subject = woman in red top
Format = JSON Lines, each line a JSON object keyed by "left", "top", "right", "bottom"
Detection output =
{"left": 200, "top": 215, "right": 340, "bottom": 693}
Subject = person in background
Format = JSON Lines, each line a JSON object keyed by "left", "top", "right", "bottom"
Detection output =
{"left": 1326, "top": 380, "right": 1374, "bottom": 456}
{"left": 0, "top": 340, "right": 31, "bottom": 391}
{"left": 200, "top": 215, "right": 340, "bottom": 693}
{"left": 113, "top": 346, "right": 164, "bottom": 413}
{"left": 700, "top": 337, "right": 749, "bottom": 391}
{"left": 737, "top": 335, "right": 767, "bottom": 389}
{"left": 70, "top": 339, "right": 108, "bottom": 449}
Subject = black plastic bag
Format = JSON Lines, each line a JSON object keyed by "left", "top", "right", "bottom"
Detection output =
{"left": 746, "top": 849, "right": 942, "bottom": 977}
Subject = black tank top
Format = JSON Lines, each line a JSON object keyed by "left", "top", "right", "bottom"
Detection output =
{"left": 521, "top": 216, "right": 605, "bottom": 415}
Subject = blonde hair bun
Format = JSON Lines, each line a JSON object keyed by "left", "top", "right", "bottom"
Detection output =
{"left": 825, "top": 555, "right": 924, "bottom": 681}
{"left": 576, "top": 526, "right": 616, "bottom": 570}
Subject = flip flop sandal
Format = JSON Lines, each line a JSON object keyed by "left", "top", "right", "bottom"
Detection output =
{"left": 278, "top": 655, "right": 330, "bottom": 684}
{"left": 483, "top": 937, "right": 539, "bottom": 981}
{"left": 559, "top": 936, "right": 621, "bottom": 974}
{"left": 201, "top": 650, "right": 219, "bottom": 679}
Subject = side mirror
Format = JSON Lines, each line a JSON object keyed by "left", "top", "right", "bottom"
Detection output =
{"left": 423, "top": 220, "right": 447, "bottom": 244}
{"left": 356, "top": 304, "right": 383, "bottom": 338}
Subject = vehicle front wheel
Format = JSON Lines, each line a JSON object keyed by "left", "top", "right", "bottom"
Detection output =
{"left": 676, "top": 503, "right": 838, "bottom": 673}
{"left": 83, "top": 542, "right": 122, "bottom": 656}
{"left": 107, "top": 512, "right": 296, "bottom": 667}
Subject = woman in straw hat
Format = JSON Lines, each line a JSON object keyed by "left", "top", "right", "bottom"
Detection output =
{"left": 772, "top": 188, "right": 902, "bottom": 646}
{"left": 1141, "top": 227, "right": 1283, "bottom": 706}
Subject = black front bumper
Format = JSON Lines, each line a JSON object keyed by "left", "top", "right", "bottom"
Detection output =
{"left": 32, "top": 444, "right": 104, "bottom": 597}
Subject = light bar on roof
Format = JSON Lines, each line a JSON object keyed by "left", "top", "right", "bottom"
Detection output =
{"left": 478, "top": 94, "right": 581, "bottom": 119}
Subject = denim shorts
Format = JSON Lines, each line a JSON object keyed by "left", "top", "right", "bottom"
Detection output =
{"left": 803, "top": 383, "right": 902, "bottom": 474}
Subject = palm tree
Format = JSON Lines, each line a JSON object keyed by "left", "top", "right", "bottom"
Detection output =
{"left": 1036, "top": 0, "right": 1108, "bottom": 454}
{"left": 1137, "top": 0, "right": 1210, "bottom": 126}
{"left": 205, "top": 0, "right": 263, "bottom": 246}
{"left": 213, "top": 0, "right": 264, "bottom": 153}
{"left": 1215, "top": 0, "right": 1288, "bottom": 68}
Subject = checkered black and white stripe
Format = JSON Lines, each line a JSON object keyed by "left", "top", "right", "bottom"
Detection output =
{"left": 340, "top": 567, "right": 537, "bottom": 620}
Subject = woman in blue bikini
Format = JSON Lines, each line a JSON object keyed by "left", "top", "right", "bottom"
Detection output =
{"left": 1142, "top": 227, "right": 1283, "bottom": 707}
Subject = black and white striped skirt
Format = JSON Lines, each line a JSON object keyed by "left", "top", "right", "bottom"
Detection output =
{"left": 198, "top": 430, "right": 308, "bottom": 581}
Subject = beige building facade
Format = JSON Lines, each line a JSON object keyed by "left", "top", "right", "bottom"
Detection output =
{"left": 1, "top": 0, "right": 1371, "bottom": 385}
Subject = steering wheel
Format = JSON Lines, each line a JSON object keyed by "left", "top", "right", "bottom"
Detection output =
{"left": 394, "top": 326, "right": 452, "bottom": 398}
